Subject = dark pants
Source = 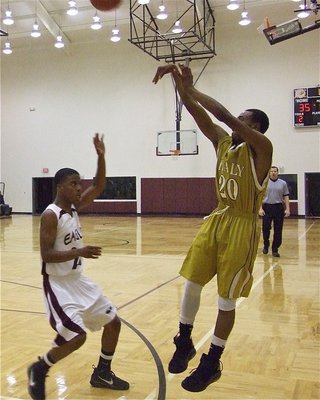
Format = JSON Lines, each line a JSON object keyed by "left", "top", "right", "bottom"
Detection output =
{"left": 0, "top": 204, "right": 11, "bottom": 216}
{"left": 262, "top": 203, "right": 285, "bottom": 252}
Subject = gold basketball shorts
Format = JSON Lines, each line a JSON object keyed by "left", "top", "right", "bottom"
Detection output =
{"left": 180, "top": 207, "right": 261, "bottom": 298}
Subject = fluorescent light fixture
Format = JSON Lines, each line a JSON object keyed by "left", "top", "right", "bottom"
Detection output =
{"left": 157, "top": 4, "right": 168, "bottom": 20}
{"left": 67, "top": 1, "right": 78, "bottom": 16}
{"left": 227, "top": 0, "right": 240, "bottom": 10}
{"left": 31, "top": 21, "right": 41, "bottom": 37}
{"left": 297, "top": 4, "right": 310, "bottom": 18}
{"left": 3, "top": 9, "right": 14, "bottom": 25}
{"left": 55, "top": 35, "right": 65, "bottom": 48}
{"left": 91, "top": 14, "right": 102, "bottom": 30}
{"left": 3, "top": 41, "right": 12, "bottom": 54}
{"left": 239, "top": 10, "right": 251, "bottom": 26}
{"left": 110, "top": 28, "right": 120, "bottom": 42}
{"left": 172, "top": 20, "right": 183, "bottom": 34}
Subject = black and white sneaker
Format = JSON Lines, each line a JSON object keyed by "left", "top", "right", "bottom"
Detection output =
{"left": 168, "top": 334, "right": 196, "bottom": 374}
{"left": 27, "top": 359, "right": 48, "bottom": 400}
{"left": 90, "top": 366, "right": 129, "bottom": 390}
{"left": 181, "top": 353, "right": 222, "bottom": 392}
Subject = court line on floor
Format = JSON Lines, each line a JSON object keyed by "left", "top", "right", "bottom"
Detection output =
{"left": 298, "top": 220, "right": 315, "bottom": 240}
{"left": 121, "top": 318, "right": 166, "bottom": 400}
{"left": 118, "top": 276, "right": 180, "bottom": 310}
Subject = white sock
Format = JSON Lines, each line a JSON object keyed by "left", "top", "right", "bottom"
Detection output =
{"left": 212, "top": 335, "right": 227, "bottom": 348}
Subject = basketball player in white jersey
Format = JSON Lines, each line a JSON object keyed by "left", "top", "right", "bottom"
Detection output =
{"left": 27, "top": 134, "right": 129, "bottom": 400}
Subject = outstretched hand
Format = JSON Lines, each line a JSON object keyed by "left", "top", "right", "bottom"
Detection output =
{"left": 152, "top": 64, "right": 194, "bottom": 92}
{"left": 93, "top": 133, "right": 105, "bottom": 156}
{"left": 152, "top": 64, "right": 180, "bottom": 84}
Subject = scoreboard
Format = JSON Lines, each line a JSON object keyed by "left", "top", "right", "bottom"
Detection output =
{"left": 294, "top": 87, "right": 320, "bottom": 128}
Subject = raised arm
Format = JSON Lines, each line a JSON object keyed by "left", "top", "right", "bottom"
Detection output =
{"left": 173, "top": 67, "right": 228, "bottom": 150}
{"left": 153, "top": 64, "right": 227, "bottom": 150}
{"left": 176, "top": 65, "right": 271, "bottom": 150}
{"left": 153, "top": 64, "right": 273, "bottom": 183}
{"left": 78, "top": 133, "right": 106, "bottom": 210}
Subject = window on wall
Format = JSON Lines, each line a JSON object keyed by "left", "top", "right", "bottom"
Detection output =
{"left": 96, "top": 177, "right": 136, "bottom": 200}
{"left": 279, "top": 174, "right": 298, "bottom": 200}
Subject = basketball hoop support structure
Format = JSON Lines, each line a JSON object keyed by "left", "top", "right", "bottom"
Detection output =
{"left": 130, "top": 0, "right": 216, "bottom": 155}
{"left": 129, "top": 0, "right": 216, "bottom": 63}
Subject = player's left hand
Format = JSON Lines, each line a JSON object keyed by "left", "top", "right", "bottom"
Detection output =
{"left": 152, "top": 64, "right": 180, "bottom": 84}
{"left": 93, "top": 133, "right": 105, "bottom": 156}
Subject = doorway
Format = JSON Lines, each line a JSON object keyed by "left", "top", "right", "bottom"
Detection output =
{"left": 305, "top": 173, "right": 320, "bottom": 217}
{"left": 32, "top": 177, "right": 55, "bottom": 214}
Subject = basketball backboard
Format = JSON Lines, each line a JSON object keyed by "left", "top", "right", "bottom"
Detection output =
{"left": 156, "top": 129, "right": 198, "bottom": 156}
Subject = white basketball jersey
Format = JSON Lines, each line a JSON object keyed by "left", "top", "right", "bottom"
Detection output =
{"left": 42, "top": 203, "right": 84, "bottom": 276}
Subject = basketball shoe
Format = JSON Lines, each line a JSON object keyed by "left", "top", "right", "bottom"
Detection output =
{"left": 90, "top": 366, "right": 129, "bottom": 390}
{"left": 168, "top": 334, "right": 196, "bottom": 374}
{"left": 181, "top": 353, "right": 222, "bottom": 392}
{"left": 27, "top": 358, "right": 48, "bottom": 400}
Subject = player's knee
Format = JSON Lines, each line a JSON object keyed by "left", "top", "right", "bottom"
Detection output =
{"left": 70, "top": 333, "right": 86, "bottom": 350}
{"left": 185, "top": 280, "right": 203, "bottom": 297}
{"left": 107, "top": 315, "right": 121, "bottom": 333}
{"left": 218, "top": 296, "right": 236, "bottom": 311}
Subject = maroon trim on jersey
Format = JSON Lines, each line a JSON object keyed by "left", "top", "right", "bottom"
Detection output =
{"left": 43, "top": 273, "right": 85, "bottom": 338}
{"left": 59, "top": 209, "right": 67, "bottom": 219}
{"left": 41, "top": 261, "right": 46, "bottom": 276}
{"left": 58, "top": 207, "right": 77, "bottom": 219}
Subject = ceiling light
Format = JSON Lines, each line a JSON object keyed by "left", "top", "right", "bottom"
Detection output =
{"left": 157, "top": 4, "right": 168, "bottom": 20}
{"left": 3, "top": 41, "right": 12, "bottom": 55}
{"left": 67, "top": 0, "right": 78, "bottom": 16}
{"left": 172, "top": 20, "right": 183, "bottom": 34}
{"left": 31, "top": 21, "right": 41, "bottom": 38}
{"left": 54, "top": 35, "right": 65, "bottom": 48}
{"left": 91, "top": 13, "right": 102, "bottom": 30}
{"left": 138, "top": 0, "right": 150, "bottom": 4}
{"left": 110, "top": 10, "right": 120, "bottom": 42}
{"left": 297, "top": 4, "right": 310, "bottom": 18}
{"left": 110, "top": 27, "right": 120, "bottom": 42}
{"left": 227, "top": 0, "right": 240, "bottom": 10}
{"left": 3, "top": 9, "right": 14, "bottom": 26}
{"left": 239, "top": 9, "right": 251, "bottom": 26}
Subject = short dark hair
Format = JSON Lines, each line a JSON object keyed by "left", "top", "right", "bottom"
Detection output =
{"left": 271, "top": 165, "right": 279, "bottom": 172}
{"left": 246, "top": 108, "right": 269, "bottom": 134}
{"left": 54, "top": 168, "right": 79, "bottom": 186}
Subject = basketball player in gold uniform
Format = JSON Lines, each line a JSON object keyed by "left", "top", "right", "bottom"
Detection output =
{"left": 153, "top": 65, "right": 273, "bottom": 392}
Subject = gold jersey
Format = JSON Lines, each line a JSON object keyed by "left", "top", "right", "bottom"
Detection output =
{"left": 216, "top": 136, "right": 268, "bottom": 215}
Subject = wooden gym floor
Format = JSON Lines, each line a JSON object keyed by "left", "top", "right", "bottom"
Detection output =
{"left": 1, "top": 214, "right": 319, "bottom": 400}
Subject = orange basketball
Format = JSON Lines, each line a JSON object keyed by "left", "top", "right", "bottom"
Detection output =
{"left": 90, "top": 0, "right": 121, "bottom": 12}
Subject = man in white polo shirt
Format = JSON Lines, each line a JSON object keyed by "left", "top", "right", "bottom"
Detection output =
{"left": 259, "top": 166, "right": 290, "bottom": 257}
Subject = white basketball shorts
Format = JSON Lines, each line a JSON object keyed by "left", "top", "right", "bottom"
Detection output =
{"left": 43, "top": 273, "right": 117, "bottom": 346}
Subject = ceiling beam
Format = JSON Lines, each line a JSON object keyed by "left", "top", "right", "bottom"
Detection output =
{"left": 36, "top": 0, "right": 70, "bottom": 44}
